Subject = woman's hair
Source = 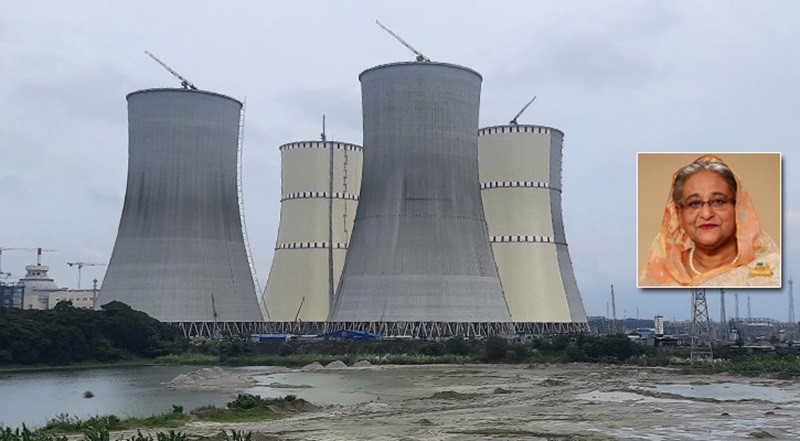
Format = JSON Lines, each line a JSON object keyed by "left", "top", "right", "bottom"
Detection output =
{"left": 672, "top": 160, "right": 737, "bottom": 205}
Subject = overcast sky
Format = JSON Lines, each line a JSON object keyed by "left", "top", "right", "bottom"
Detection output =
{"left": 1, "top": 0, "right": 798, "bottom": 322}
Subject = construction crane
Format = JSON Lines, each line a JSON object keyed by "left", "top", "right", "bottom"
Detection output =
{"left": 294, "top": 296, "right": 306, "bottom": 322}
{"left": 144, "top": 50, "right": 198, "bottom": 90}
{"left": 509, "top": 96, "right": 537, "bottom": 125}
{"left": 375, "top": 20, "right": 431, "bottom": 62}
{"left": 35, "top": 248, "right": 58, "bottom": 265}
{"left": 66, "top": 262, "right": 107, "bottom": 289}
{"left": 0, "top": 247, "right": 37, "bottom": 276}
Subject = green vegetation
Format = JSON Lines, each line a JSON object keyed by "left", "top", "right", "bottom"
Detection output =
{"left": 0, "top": 301, "right": 188, "bottom": 367}
{"left": 1, "top": 300, "right": 797, "bottom": 378}
{"left": 39, "top": 405, "right": 187, "bottom": 434}
{"left": 2, "top": 395, "right": 305, "bottom": 440}
{"left": 0, "top": 426, "right": 259, "bottom": 441}
{"left": 147, "top": 334, "right": 800, "bottom": 378}
{"left": 191, "top": 394, "right": 312, "bottom": 423}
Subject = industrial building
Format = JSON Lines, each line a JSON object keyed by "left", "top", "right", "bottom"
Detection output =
{"left": 19, "top": 264, "right": 60, "bottom": 310}
{"left": 97, "top": 88, "right": 262, "bottom": 323}
{"left": 48, "top": 288, "right": 98, "bottom": 309}
{"left": 261, "top": 140, "right": 363, "bottom": 321}
{"left": 0, "top": 282, "right": 24, "bottom": 309}
{"left": 330, "top": 61, "right": 511, "bottom": 328}
{"left": 478, "top": 124, "right": 588, "bottom": 331}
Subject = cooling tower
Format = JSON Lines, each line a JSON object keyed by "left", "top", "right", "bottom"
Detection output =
{"left": 261, "top": 140, "right": 363, "bottom": 321}
{"left": 478, "top": 124, "right": 587, "bottom": 324}
{"left": 97, "top": 88, "right": 262, "bottom": 322}
{"left": 330, "top": 62, "right": 510, "bottom": 322}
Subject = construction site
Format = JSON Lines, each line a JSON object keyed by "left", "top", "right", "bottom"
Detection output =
{"left": 2, "top": 22, "right": 795, "bottom": 343}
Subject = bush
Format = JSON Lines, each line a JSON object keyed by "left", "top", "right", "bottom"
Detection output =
{"left": 444, "top": 337, "right": 472, "bottom": 356}
{"left": 483, "top": 336, "right": 509, "bottom": 362}
{"left": 418, "top": 342, "right": 445, "bottom": 356}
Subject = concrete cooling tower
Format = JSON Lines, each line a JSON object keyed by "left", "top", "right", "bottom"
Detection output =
{"left": 97, "top": 88, "right": 262, "bottom": 323}
{"left": 261, "top": 140, "right": 363, "bottom": 322}
{"left": 330, "top": 62, "right": 511, "bottom": 323}
{"left": 478, "top": 124, "right": 588, "bottom": 330}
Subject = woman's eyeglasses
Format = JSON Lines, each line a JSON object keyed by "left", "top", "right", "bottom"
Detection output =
{"left": 680, "top": 196, "right": 734, "bottom": 213}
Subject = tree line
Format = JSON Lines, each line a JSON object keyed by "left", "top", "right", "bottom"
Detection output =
{"left": 0, "top": 301, "right": 189, "bottom": 366}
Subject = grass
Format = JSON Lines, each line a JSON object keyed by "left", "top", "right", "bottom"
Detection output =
{"left": 152, "top": 354, "right": 218, "bottom": 365}
{"left": 28, "top": 395, "right": 310, "bottom": 435}
{"left": 38, "top": 408, "right": 186, "bottom": 434}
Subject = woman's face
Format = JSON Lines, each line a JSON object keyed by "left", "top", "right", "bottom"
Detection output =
{"left": 678, "top": 170, "right": 737, "bottom": 251}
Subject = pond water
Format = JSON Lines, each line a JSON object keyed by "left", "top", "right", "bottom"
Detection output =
{"left": 646, "top": 383, "right": 800, "bottom": 403}
{"left": 0, "top": 366, "right": 234, "bottom": 429}
{"left": 0, "top": 365, "right": 404, "bottom": 429}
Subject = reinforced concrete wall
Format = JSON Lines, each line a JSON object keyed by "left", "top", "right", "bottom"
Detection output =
{"left": 98, "top": 88, "right": 262, "bottom": 322}
{"left": 478, "top": 124, "right": 587, "bottom": 323}
{"left": 261, "top": 141, "right": 363, "bottom": 321}
{"left": 330, "top": 62, "right": 510, "bottom": 323}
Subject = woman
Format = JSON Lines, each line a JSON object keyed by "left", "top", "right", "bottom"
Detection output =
{"left": 639, "top": 155, "right": 780, "bottom": 287}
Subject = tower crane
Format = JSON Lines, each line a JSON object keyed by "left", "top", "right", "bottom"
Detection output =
{"left": 66, "top": 262, "right": 107, "bottom": 289}
{"left": 509, "top": 96, "right": 537, "bottom": 125}
{"left": 0, "top": 247, "right": 37, "bottom": 276}
{"left": 375, "top": 20, "right": 431, "bottom": 62}
{"left": 35, "top": 248, "right": 58, "bottom": 265}
{"left": 144, "top": 50, "right": 198, "bottom": 90}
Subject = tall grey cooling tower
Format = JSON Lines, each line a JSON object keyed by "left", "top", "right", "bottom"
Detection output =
{"left": 97, "top": 88, "right": 262, "bottom": 322}
{"left": 330, "top": 62, "right": 510, "bottom": 323}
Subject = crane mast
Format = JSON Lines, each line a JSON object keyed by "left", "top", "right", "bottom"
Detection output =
{"left": 144, "top": 50, "right": 198, "bottom": 90}
{"left": 375, "top": 20, "right": 431, "bottom": 62}
{"left": 509, "top": 96, "right": 537, "bottom": 125}
{"left": 66, "top": 262, "right": 107, "bottom": 289}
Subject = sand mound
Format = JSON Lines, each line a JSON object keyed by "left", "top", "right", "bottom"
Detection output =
{"left": 301, "top": 362, "right": 324, "bottom": 371}
{"left": 167, "top": 367, "right": 255, "bottom": 391}
{"left": 353, "top": 360, "right": 373, "bottom": 368}
{"left": 324, "top": 360, "right": 349, "bottom": 369}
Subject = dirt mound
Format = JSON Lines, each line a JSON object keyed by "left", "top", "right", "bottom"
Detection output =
{"left": 352, "top": 360, "right": 373, "bottom": 368}
{"left": 301, "top": 362, "right": 324, "bottom": 371}
{"left": 167, "top": 367, "right": 255, "bottom": 391}
{"left": 324, "top": 360, "right": 349, "bottom": 369}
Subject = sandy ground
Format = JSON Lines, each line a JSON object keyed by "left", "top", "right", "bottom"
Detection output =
{"left": 150, "top": 364, "right": 800, "bottom": 440}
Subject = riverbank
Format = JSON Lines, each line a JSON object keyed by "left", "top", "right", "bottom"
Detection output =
{"left": 92, "top": 363, "right": 800, "bottom": 440}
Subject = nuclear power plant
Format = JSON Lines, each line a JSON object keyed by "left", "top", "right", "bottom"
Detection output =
{"left": 478, "top": 124, "right": 589, "bottom": 333}
{"left": 86, "top": 35, "right": 589, "bottom": 338}
{"left": 261, "top": 140, "right": 363, "bottom": 322}
{"left": 97, "top": 88, "right": 263, "bottom": 327}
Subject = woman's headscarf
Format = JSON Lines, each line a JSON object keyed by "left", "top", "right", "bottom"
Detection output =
{"left": 639, "top": 154, "right": 769, "bottom": 286}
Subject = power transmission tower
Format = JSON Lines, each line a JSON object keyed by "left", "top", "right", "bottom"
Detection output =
{"left": 610, "top": 284, "right": 618, "bottom": 333}
{"left": 789, "top": 276, "right": 795, "bottom": 324}
{"left": 789, "top": 276, "right": 796, "bottom": 342}
{"left": 747, "top": 295, "right": 752, "bottom": 320}
{"left": 734, "top": 290, "right": 740, "bottom": 319}
{"left": 690, "top": 288, "right": 713, "bottom": 362}
{"left": 719, "top": 289, "right": 728, "bottom": 341}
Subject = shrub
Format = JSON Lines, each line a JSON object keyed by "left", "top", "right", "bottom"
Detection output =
{"left": 483, "top": 336, "right": 509, "bottom": 362}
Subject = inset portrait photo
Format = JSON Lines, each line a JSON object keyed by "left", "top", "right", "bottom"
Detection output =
{"left": 637, "top": 153, "right": 781, "bottom": 288}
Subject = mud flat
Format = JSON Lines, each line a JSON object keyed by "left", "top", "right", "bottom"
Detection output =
{"left": 165, "top": 363, "right": 800, "bottom": 440}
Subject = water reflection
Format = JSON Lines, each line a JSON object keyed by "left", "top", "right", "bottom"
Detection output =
{"left": 0, "top": 366, "right": 233, "bottom": 429}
